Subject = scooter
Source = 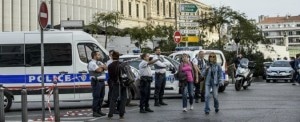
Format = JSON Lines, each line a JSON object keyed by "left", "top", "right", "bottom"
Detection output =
{"left": 235, "top": 58, "right": 255, "bottom": 91}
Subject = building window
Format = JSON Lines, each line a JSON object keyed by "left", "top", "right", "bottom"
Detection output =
{"left": 136, "top": 4, "right": 139, "bottom": 17}
{"left": 163, "top": 0, "right": 165, "bottom": 16}
{"left": 121, "top": 0, "right": 124, "bottom": 14}
{"left": 169, "top": 2, "right": 171, "bottom": 17}
{"left": 296, "top": 31, "right": 300, "bottom": 35}
{"left": 264, "top": 32, "right": 269, "bottom": 36}
{"left": 157, "top": 0, "right": 159, "bottom": 15}
{"left": 297, "top": 24, "right": 300, "bottom": 27}
{"left": 143, "top": 5, "right": 146, "bottom": 18}
{"left": 289, "top": 31, "right": 293, "bottom": 35}
{"left": 129, "top": 2, "right": 132, "bottom": 16}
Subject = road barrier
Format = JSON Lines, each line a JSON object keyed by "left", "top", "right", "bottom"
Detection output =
{"left": 0, "top": 85, "right": 5, "bottom": 122}
{"left": 21, "top": 86, "right": 28, "bottom": 122}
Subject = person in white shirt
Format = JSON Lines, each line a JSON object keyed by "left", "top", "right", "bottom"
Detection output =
{"left": 192, "top": 50, "right": 208, "bottom": 103}
{"left": 139, "top": 53, "right": 159, "bottom": 113}
{"left": 87, "top": 51, "right": 107, "bottom": 117}
{"left": 152, "top": 47, "right": 169, "bottom": 106}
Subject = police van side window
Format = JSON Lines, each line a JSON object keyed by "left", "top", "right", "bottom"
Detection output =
{"left": 0, "top": 44, "right": 24, "bottom": 67}
{"left": 77, "top": 43, "right": 107, "bottom": 63}
{"left": 25, "top": 43, "right": 72, "bottom": 66}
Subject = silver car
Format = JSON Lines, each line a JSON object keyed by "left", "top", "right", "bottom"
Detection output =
{"left": 266, "top": 60, "right": 294, "bottom": 83}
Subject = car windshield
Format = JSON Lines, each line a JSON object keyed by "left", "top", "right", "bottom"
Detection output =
{"left": 270, "top": 61, "right": 290, "bottom": 67}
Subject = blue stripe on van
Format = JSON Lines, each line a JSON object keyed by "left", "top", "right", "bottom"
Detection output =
{"left": 0, "top": 73, "right": 108, "bottom": 84}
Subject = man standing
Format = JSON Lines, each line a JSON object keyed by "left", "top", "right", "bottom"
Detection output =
{"left": 290, "top": 57, "right": 297, "bottom": 85}
{"left": 139, "top": 53, "right": 159, "bottom": 113}
{"left": 192, "top": 51, "right": 208, "bottom": 103}
{"left": 108, "top": 51, "right": 127, "bottom": 120}
{"left": 88, "top": 51, "right": 107, "bottom": 117}
{"left": 153, "top": 47, "right": 168, "bottom": 106}
{"left": 294, "top": 54, "right": 300, "bottom": 86}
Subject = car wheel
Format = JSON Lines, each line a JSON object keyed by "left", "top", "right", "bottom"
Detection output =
{"left": 4, "top": 91, "right": 13, "bottom": 112}
{"left": 266, "top": 80, "right": 270, "bottom": 83}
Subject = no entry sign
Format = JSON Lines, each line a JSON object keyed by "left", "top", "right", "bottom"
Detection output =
{"left": 39, "top": 2, "right": 48, "bottom": 29}
{"left": 174, "top": 31, "right": 182, "bottom": 44}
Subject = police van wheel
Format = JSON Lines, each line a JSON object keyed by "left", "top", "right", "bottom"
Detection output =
{"left": 4, "top": 91, "right": 12, "bottom": 112}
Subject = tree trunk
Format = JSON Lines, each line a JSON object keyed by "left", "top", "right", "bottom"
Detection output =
{"left": 105, "top": 23, "right": 108, "bottom": 49}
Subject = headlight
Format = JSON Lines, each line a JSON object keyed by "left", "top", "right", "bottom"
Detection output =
{"left": 266, "top": 70, "right": 272, "bottom": 73}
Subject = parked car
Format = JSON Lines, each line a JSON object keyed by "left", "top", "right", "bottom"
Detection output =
{"left": 263, "top": 62, "right": 273, "bottom": 79}
{"left": 265, "top": 60, "right": 294, "bottom": 83}
{"left": 119, "top": 54, "right": 180, "bottom": 99}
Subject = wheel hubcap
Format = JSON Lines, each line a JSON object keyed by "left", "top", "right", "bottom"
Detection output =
{"left": 3, "top": 95, "right": 8, "bottom": 108}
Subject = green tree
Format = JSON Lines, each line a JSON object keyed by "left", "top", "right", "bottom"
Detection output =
{"left": 92, "top": 12, "right": 122, "bottom": 48}
{"left": 207, "top": 6, "right": 235, "bottom": 49}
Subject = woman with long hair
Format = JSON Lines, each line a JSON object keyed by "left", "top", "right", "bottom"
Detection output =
{"left": 202, "top": 52, "right": 224, "bottom": 115}
{"left": 178, "top": 53, "right": 198, "bottom": 112}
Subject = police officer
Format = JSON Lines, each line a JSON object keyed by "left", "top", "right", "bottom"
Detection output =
{"left": 153, "top": 47, "right": 168, "bottom": 106}
{"left": 192, "top": 50, "right": 208, "bottom": 103}
{"left": 139, "top": 53, "right": 159, "bottom": 113}
{"left": 88, "top": 51, "right": 107, "bottom": 117}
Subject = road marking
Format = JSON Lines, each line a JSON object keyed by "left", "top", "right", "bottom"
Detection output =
{"left": 87, "top": 107, "right": 140, "bottom": 121}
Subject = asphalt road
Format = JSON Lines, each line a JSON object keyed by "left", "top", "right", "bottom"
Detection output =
{"left": 4, "top": 80, "right": 300, "bottom": 122}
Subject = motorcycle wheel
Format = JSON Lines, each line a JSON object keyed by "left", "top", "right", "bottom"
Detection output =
{"left": 235, "top": 80, "right": 242, "bottom": 91}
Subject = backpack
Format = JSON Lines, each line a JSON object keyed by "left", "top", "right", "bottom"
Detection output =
{"left": 118, "top": 61, "right": 135, "bottom": 86}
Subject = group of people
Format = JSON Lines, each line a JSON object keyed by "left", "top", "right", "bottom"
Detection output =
{"left": 290, "top": 54, "right": 300, "bottom": 85}
{"left": 86, "top": 47, "right": 224, "bottom": 120}
{"left": 87, "top": 50, "right": 127, "bottom": 119}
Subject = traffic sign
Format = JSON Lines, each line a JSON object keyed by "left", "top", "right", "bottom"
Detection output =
{"left": 173, "top": 31, "right": 181, "bottom": 44}
{"left": 179, "top": 16, "right": 199, "bottom": 20}
{"left": 179, "top": 22, "right": 199, "bottom": 27}
{"left": 39, "top": 2, "right": 48, "bottom": 29}
{"left": 180, "top": 4, "right": 198, "bottom": 12}
{"left": 180, "top": 29, "right": 199, "bottom": 35}
{"left": 181, "top": 36, "right": 199, "bottom": 42}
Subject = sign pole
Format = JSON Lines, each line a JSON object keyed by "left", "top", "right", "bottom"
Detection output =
{"left": 39, "top": 2, "right": 48, "bottom": 121}
{"left": 185, "top": 13, "right": 188, "bottom": 47}
{"left": 41, "top": 28, "right": 45, "bottom": 121}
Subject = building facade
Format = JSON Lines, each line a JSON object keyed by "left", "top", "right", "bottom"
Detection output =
{"left": 257, "top": 15, "right": 300, "bottom": 57}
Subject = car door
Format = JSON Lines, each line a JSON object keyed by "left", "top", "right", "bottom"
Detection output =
{"left": 75, "top": 42, "right": 109, "bottom": 100}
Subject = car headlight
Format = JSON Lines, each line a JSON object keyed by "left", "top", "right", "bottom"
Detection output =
{"left": 266, "top": 70, "right": 272, "bottom": 73}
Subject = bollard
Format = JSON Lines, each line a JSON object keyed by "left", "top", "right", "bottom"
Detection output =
{"left": 0, "top": 84, "right": 5, "bottom": 122}
{"left": 21, "top": 85, "right": 28, "bottom": 122}
{"left": 53, "top": 81, "right": 60, "bottom": 122}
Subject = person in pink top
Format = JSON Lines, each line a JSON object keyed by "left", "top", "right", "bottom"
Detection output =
{"left": 178, "top": 53, "right": 198, "bottom": 112}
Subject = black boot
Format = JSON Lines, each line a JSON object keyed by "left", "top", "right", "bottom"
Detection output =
{"left": 154, "top": 99, "right": 160, "bottom": 106}
{"left": 145, "top": 107, "right": 154, "bottom": 112}
{"left": 159, "top": 99, "right": 168, "bottom": 106}
{"left": 140, "top": 108, "right": 147, "bottom": 113}
{"left": 201, "top": 92, "right": 205, "bottom": 102}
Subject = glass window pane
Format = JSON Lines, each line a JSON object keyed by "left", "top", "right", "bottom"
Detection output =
{"left": 0, "top": 44, "right": 24, "bottom": 67}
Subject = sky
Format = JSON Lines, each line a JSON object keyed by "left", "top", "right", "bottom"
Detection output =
{"left": 199, "top": 0, "right": 300, "bottom": 20}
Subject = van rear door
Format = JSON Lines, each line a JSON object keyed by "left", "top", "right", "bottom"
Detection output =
{"left": 0, "top": 33, "right": 26, "bottom": 100}
{"left": 24, "top": 33, "right": 75, "bottom": 101}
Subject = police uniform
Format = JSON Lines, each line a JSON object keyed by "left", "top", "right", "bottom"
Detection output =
{"left": 88, "top": 59, "right": 106, "bottom": 115}
{"left": 152, "top": 55, "right": 168, "bottom": 106}
{"left": 139, "top": 60, "right": 153, "bottom": 111}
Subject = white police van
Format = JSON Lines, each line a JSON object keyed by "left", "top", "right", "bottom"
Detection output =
{"left": 169, "top": 50, "right": 229, "bottom": 92}
{"left": 0, "top": 30, "right": 111, "bottom": 111}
